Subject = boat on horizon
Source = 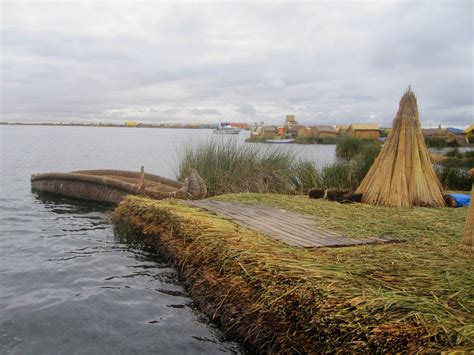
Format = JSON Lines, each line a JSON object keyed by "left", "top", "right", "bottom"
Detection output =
{"left": 265, "top": 138, "right": 295, "bottom": 143}
{"left": 213, "top": 124, "right": 241, "bottom": 135}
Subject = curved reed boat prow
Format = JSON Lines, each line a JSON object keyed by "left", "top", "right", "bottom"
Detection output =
{"left": 31, "top": 167, "right": 207, "bottom": 204}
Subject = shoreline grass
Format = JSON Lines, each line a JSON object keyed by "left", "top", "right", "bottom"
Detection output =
{"left": 176, "top": 138, "right": 472, "bottom": 197}
{"left": 114, "top": 194, "right": 473, "bottom": 352}
{"left": 176, "top": 138, "right": 320, "bottom": 196}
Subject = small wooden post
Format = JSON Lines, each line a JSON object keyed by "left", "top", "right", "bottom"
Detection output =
{"left": 459, "top": 168, "right": 474, "bottom": 252}
{"left": 138, "top": 165, "right": 145, "bottom": 194}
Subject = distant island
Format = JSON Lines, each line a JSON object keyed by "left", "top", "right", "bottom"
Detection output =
{"left": 0, "top": 121, "right": 217, "bottom": 129}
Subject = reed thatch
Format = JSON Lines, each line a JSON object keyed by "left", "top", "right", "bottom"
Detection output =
{"left": 356, "top": 87, "right": 445, "bottom": 207}
{"left": 459, "top": 168, "right": 474, "bottom": 251}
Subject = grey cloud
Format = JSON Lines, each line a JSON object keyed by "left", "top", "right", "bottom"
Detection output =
{"left": 237, "top": 103, "right": 256, "bottom": 116}
{"left": 190, "top": 109, "right": 221, "bottom": 116}
{"left": 0, "top": 2, "right": 472, "bottom": 127}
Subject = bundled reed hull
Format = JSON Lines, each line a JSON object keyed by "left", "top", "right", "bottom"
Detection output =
{"left": 356, "top": 87, "right": 445, "bottom": 207}
{"left": 31, "top": 169, "right": 207, "bottom": 204}
{"left": 32, "top": 177, "right": 128, "bottom": 203}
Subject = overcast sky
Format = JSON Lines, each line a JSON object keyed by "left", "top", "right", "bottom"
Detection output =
{"left": 1, "top": 1, "right": 472, "bottom": 127}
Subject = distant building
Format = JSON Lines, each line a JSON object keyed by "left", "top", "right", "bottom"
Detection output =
{"left": 423, "top": 125, "right": 456, "bottom": 141}
{"left": 285, "top": 115, "right": 297, "bottom": 125}
{"left": 309, "top": 125, "right": 337, "bottom": 139}
{"left": 465, "top": 124, "right": 474, "bottom": 139}
{"left": 286, "top": 125, "right": 308, "bottom": 138}
{"left": 348, "top": 124, "right": 381, "bottom": 139}
{"left": 124, "top": 121, "right": 138, "bottom": 127}
{"left": 335, "top": 125, "right": 350, "bottom": 135}
{"left": 282, "top": 115, "right": 307, "bottom": 138}
{"left": 259, "top": 126, "right": 278, "bottom": 139}
{"left": 447, "top": 127, "right": 469, "bottom": 145}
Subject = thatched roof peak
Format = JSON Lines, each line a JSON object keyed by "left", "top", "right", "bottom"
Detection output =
{"left": 396, "top": 87, "right": 419, "bottom": 123}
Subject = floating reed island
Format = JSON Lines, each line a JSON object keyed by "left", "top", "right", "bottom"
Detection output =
{"left": 114, "top": 193, "right": 473, "bottom": 353}
{"left": 31, "top": 167, "right": 207, "bottom": 204}
{"left": 109, "top": 88, "right": 473, "bottom": 352}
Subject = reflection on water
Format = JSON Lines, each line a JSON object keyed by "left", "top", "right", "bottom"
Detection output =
{"left": 32, "top": 190, "right": 115, "bottom": 214}
{"left": 0, "top": 125, "right": 339, "bottom": 354}
{"left": 2, "top": 143, "right": 242, "bottom": 353}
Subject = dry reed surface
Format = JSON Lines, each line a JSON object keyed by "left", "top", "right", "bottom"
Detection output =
{"left": 356, "top": 88, "right": 445, "bottom": 207}
{"left": 460, "top": 170, "right": 474, "bottom": 251}
{"left": 114, "top": 193, "right": 473, "bottom": 353}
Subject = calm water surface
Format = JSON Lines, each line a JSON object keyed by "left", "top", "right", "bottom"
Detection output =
{"left": 0, "top": 126, "right": 336, "bottom": 354}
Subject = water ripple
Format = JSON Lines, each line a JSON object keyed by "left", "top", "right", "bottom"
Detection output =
{"left": 0, "top": 126, "right": 244, "bottom": 354}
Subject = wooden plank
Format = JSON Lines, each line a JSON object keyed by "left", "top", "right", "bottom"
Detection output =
{"left": 200, "top": 201, "right": 349, "bottom": 245}
{"left": 205, "top": 201, "right": 357, "bottom": 244}
{"left": 189, "top": 200, "right": 395, "bottom": 248}
{"left": 213, "top": 206, "right": 321, "bottom": 246}
{"left": 210, "top": 208, "right": 312, "bottom": 247}
{"left": 191, "top": 200, "right": 348, "bottom": 247}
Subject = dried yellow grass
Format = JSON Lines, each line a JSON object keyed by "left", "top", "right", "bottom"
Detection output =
{"left": 459, "top": 169, "right": 474, "bottom": 251}
{"left": 114, "top": 194, "right": 473, "bottom": 352}
{"left": 356, "top": 87, "right": 445, "bottom": 207}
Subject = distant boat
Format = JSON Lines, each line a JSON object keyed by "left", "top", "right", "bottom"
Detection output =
{"left": 266, "top": 138, "right": 295, "bottom": 143}
{"left": 213, "top": 125, "right": 240, "bottom": 135}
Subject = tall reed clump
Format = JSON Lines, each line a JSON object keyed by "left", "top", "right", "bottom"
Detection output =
{"left": 294, "top": 136, "right": 337, "bottom": 145}
{"left": 335, "top": 134, "right": 381, "bottom": 160}
{"left": 435, "top": 149, "right": 474, "bottom": 191}
{"left": 319, "top": 143, "right": 381, "bottom": 190}
{"left": 176, "top": 139, "right": 319, "bottom": 196}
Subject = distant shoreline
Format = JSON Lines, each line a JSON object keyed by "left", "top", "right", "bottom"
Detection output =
{"left": 0, "top": 122, "right": 215, "bottom": 129}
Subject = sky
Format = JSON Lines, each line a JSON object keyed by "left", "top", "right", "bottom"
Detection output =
{"left": 1, "top": 1, "right": 472, "bottom": 127}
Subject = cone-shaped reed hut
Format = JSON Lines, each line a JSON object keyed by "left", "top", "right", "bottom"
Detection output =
{"left": 459, "top": 169, "right": 474, "bottom": 252}
{"left": 356, "top": 87, "right": 445, "bottom": 207}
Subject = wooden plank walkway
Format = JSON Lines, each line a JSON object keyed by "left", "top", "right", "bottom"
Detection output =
{"left": 190, "top": 200, "right": 395, "bottom": 248}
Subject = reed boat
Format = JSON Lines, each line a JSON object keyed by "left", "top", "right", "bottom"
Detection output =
{"left": 31, "top": 167, "right": 207, "bottom": 204}
{"left": 265, "top": 138, "right": 295, "bottom": 143}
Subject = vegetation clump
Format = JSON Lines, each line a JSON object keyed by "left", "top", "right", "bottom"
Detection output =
{"left": 176, "top": 138, "right": 319, "bottom": 196}
{"left": 425, "top": 136, "right": 460, "bottom": 148}
{"left": 435, "top": 149, "right": 474, "bottom": 191}
{"left": 244, "top": 136, "right": 267, "bottom": 143}
{"left": 315, "top": 137, "right": 381, "bottom": 190}
{"left": 177, "top": 138, "right": 382, "bottom": 196}
{"left": 335, "top": 134, "right": 381, "bottom": 160}
{"left": 114, "top": 194, "right": 473, "bottom": 353}
{"left": 294, "top": 136, "right": 337, "bottom": 144}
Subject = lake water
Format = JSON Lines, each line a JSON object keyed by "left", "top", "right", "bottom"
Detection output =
{"left": 0, "top": 126, "right": 336, "bottom": 354}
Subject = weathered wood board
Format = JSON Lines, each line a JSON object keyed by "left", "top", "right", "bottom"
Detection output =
{"left": 190, "top": 200, "right": 395, "bottom": 248}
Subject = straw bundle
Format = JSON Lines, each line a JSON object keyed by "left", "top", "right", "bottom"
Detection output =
{"left": 459, "top": 169, "right": 474, "bottom": 251}
{"left": 356, "top": 87, "right": 445, "bottom": 207}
